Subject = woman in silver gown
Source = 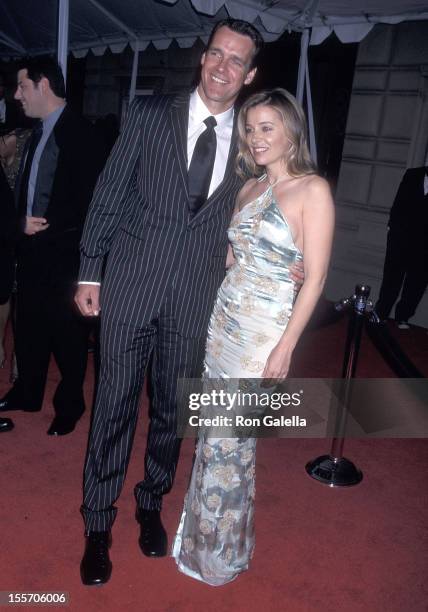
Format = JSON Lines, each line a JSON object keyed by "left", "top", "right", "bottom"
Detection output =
{"left": 173, "top": 88, "right": 335, "bottom": 585}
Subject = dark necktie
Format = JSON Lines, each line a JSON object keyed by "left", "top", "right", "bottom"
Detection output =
{"left": 188, "top": 116, "right": 217, "bottom": 213}
{"left": 18, "top": 121, "right": 43, "bottom": 216}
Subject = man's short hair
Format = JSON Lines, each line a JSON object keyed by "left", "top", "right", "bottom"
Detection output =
{"left": 18, "top": 56, "right": 66, "bottom": 98}
{"left": 206, "top": 19, "right": 264, "bottom": 69}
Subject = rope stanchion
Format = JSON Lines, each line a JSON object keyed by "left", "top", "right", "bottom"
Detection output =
{"left": 305, "top": 284, "right": 368, "bottom": 487}
{"left": 305, "top": 283, "right": 425, "bottom": 486}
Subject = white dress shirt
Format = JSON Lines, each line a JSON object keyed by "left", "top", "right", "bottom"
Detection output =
{"left": 187, "top": 89, "right": 234, "bottom": 197}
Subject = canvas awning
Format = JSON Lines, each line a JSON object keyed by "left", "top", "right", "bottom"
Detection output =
{"left": 2, "top": 0, "right": 427, "bottom": 162}
{"left": 1, "top": 0, "right": 428, "bottom": 60}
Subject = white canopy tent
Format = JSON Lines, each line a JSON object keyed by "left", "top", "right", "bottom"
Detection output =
{"left": 1, "top": 0, "right": 428, "bottom": 159}
{"left": 2, "top": 0, "right": 428, "bottom": 58}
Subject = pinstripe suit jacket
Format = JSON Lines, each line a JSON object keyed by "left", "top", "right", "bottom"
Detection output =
{"left": 79, "top": 91, "right": 243, "bottom": 338}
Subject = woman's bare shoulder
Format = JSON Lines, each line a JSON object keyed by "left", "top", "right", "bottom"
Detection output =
{"left": 303, "top": 174, "right": 331, "bottom": 196}
{"left": 291, "top": 174, "right": 332, "bottom": 207}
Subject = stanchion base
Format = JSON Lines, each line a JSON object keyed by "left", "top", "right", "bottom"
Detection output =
{"left": 305, "top": 455, "right": 363, "bottom": 487}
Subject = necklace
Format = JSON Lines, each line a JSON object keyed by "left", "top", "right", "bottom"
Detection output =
{"left": 258, "top": 172, "right": 296, "bottom": 187}
{"left": 268, "top": 173, "right": 296, "bottom": 187}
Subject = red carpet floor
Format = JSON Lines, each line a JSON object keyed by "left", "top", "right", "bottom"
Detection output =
{"left": 0, "top": 313, "right": 427, "bottom": 612}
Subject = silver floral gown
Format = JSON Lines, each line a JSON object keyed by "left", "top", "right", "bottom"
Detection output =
{"left": 172, "top": 180, "right": 303, "bottom": 585}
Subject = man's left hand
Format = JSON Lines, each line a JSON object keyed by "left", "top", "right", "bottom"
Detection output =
{"left": 289, "top": 260, "right": 304, "bottom": 285}
{"left": 24, "top": 216, "right": 49, "bottom": 236}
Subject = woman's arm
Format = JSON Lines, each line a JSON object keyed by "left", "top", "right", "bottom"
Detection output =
{"left": 262, "top": 177, "right": 335, "bottom": 380}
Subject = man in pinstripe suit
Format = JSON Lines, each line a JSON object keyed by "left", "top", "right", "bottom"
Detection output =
{"left": 76, "top": 19, "right": 263, "bottom": 585}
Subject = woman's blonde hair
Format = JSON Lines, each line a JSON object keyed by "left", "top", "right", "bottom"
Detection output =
{"left": 236, "top": 88, "right": 316, "bottom": 179}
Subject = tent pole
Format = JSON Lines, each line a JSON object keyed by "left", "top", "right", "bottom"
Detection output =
{"left": 129, "top": 41, "right": 140, "bottom": 103}
{"left": 0, "top": 33, "right": 26, "bottom": 55}
{"left": 87, "top": 0, "right": 140, "bottom": 106}
{"left": 296, "top": 28, "right": 309, "bottom": 104}
{"left": 57, "top": 0, "right": 69, "bottom": 87}
{"left": 305, "top": 54, "right": 317, "bottom": 164}
{"left": 88, "top": 0, "right": 137, "bottom": 39}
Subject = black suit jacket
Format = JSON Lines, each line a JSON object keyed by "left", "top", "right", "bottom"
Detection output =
{"left": 15, "top": 106, "right": 104, "bottom": 288}
{"left": 79, "top": 92, "right": 243, "bottom": 338}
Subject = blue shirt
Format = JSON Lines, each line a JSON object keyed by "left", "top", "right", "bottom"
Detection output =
{"left": 27, "top": 103, "right": 66, "bottom": 216}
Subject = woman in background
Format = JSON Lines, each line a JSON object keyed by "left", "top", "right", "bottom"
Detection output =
{"left": 0, "top": 126, "right": 31, "bottom": 378}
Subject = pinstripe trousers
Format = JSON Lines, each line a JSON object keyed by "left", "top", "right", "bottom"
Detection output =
{"left": 81, "top": 289, "right": 205, "bottom": 532}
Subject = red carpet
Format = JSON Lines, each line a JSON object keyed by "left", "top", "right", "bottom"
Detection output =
{"left": 1, "top": 312, "right": 427, "bottom": 611}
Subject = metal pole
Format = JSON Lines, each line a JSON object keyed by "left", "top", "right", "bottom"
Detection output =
{"left": 129, "top": 41, "right": 140, "bottom": 103}
{"left": 87, "top": 0, "right": 137, "bottom": 40}
{"left": 330, "top": 287, "right": 368, "bottom": 460}
{"left": 0, "top": 33, "right": 27, "bottom": 55}
{"left": 305, "top": 284, "right": 368, "bottom": 487}
{"left": 305, "top": 55, "right": 317, "bottom": 164}
{"left": 57, "top": 0, "right": 69, "bottom": 87}
{"left": 296, "top": 28, "right": 309, "bottom": 104}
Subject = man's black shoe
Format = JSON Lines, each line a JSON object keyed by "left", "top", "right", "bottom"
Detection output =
{"left": 47, "top": 416, "right": 79, "bottom": 436}
{"left": 0, "top": 397, "right": 40, "bottom": 412}
{"left": 80, "top": 531, "right": 112, "bottom": 586}
{"left": 137, "top": 509, "right": 167, "bottom": 557}
{"left": 0, "top": 417, "right": 14, "bottom": 432}
{"left": 397, "top": 320, "right": 410, "bottom": 330}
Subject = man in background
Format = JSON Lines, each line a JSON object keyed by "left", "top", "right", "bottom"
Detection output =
{"left": 0, "top": 57, "right": 103, "bottom": 435}
{"left": 375, "top": 162, "right": 428, "bottom": 328}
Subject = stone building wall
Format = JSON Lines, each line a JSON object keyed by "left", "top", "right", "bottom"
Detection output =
{"left": 325, "top": 21, "right": 428, "bottom": 327}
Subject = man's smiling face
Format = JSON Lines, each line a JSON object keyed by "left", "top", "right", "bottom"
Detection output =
{"left": 198, "top": 26, "right": 257, "bottom": 115}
